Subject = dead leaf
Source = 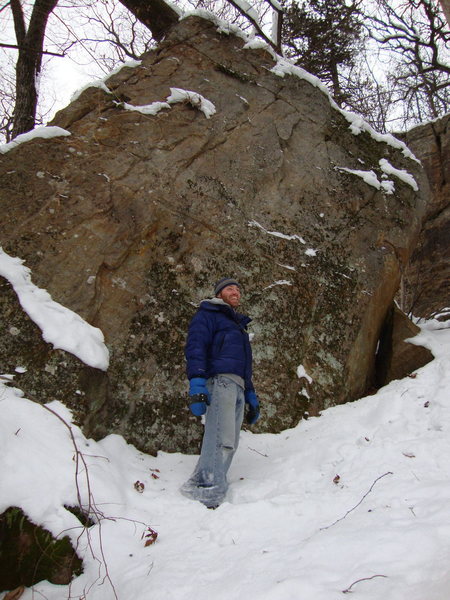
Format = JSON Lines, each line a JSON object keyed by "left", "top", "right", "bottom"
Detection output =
{"left": 142, "top": 526, "right": 158, "bottom": 547}
{"left": 134, "top": 481, "right": 145, "bottom": 493}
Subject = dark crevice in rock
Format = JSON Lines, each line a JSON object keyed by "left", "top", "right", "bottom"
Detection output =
{"left": 374, "top": 303, "right": 433, "bottom": 388}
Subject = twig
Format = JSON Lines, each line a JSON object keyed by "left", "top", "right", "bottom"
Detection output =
{"left": 342, "top": 574, "right": 388, "bottom": 593}
{"left": 29, "top": 587, "right": 48, "bottom": 600}
{"left": 0, "top": 43, "right": 66, "bottom": 57}
{"left": 226, "top": 0, "right": 280, "bottom": 52}
{"left": 247, "top": 446, "right": 269, "bottom": 457}
{"left": 320, "top": 472, "right": 393, "bottom": 531}
{"left": 36, "top": 403, "right": 120, "bottom": 600}
{"left": 33, "top": 398, "right": 158, "bottom": 598}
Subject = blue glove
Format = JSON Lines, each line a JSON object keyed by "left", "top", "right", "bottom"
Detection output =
{"left": 189, "top": 377, "right": 210, "bottom": 416}
{"left": 245, "top": 390, "right": 260, "bottom": 425}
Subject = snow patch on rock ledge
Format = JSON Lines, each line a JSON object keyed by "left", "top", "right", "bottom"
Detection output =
{"left": 0, "top": 126, "right": 71, "bottom": 154}
{"left": 0, "top": 247, "right": 109, "bottom": 370}
{"left": 120, "top": 88, "right": 216, "bottom": 120}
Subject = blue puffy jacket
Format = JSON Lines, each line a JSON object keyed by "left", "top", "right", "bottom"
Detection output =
{"left": 185, "top": 299, "right": 254, "bottom": 391}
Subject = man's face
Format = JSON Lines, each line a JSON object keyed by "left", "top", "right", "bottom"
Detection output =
{"left": 218, "top": 284, "right": 241, "bottom": 307}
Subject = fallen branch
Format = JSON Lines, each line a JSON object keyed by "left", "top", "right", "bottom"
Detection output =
{"left": 37, "top": 402, "right": 120, "bottom": 600}
{"left": 320, "top": 472, "right": 393, "bottom": 531}
{"left": 247, "top": 446, "right": 269, "bottom": 457}
{"left": 342, "top": 574, "right": 388, "bottom": 594}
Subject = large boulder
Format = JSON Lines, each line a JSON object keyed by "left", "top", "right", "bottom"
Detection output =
{"left": 0, "top": 15, "right": 429, "bottom": 454}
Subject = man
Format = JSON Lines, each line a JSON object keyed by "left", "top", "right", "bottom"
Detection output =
{"left": 180, "top": 277, "right": 260, "bottom": 508}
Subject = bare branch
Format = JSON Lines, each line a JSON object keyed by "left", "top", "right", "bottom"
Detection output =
{"left": 227, "top": 0, "right": 280, "bottom": 52}
{"left": 0, "top": 42, "right": 65, "bottom": 56}
{"left": 342, "top": 574, "right": 388, "bottom": 594}
{"left": 363, "top": 0, "right": 450, "bottom": 127}
{"left": 320, "top": 472, "right": 393, "bottom": 531}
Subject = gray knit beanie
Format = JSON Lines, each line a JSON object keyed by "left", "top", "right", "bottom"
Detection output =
{"left": 214, "top": 277, "right": 241, "bottom": 297}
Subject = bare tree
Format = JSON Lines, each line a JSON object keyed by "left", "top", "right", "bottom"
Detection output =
{"left": 53, "top": 0, "right": 156, "bottom": 76}
{"left": 339, "top": 56, "right": 396, "bottom": 133}
{"left": 227, "top": 0, "right": 283, "bottom": 52}
{"left": 365, "top": 0, "right": 450, "bottom": 128}
{"left": 184, "top": 0, "right": 281, "bottom": 43}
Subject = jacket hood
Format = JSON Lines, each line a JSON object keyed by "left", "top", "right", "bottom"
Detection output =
{"left": 199, "top": 298, "right": 252, "bottom": 325}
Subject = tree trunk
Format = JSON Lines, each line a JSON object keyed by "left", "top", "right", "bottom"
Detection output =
{"left": 13, "top": 50, "right": 40, "bottom": 137}
{"left": 329, "top": 60, "right": 344, "bottom": 105}
{"left": 118, "top": 0, "right": 180, "bottom": 42}
{"left": 11, "top": 0, "right": 59, "bottom": 139}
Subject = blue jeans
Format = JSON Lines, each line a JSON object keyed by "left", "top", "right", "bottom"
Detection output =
{"left": 181, "top": 375, "right": 245, "bottom": 508}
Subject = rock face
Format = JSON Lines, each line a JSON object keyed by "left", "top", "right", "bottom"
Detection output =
{"left": 400, "top": 114, "right": 450, "bottom": 319}
{"left": 0, "top": 16, "right": 429, "bottom": 454}
{"left": 375, "top": 304, "right": 434, "bottom": 386}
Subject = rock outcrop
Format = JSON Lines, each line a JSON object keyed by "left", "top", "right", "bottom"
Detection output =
{"left": 0, "top": 15, "right": 429, "bottom": 454}
{"left": 0, "top": 507, "right": 83, "bottom": 592}
{"left": 400, "top": 114, "right": 450, "bottom": 319}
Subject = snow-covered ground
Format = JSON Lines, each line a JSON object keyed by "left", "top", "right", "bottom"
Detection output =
{"left": 1, "top": 314, "right": 450, "bottom": 600}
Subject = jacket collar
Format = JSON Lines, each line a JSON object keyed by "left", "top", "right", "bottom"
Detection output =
{"left": 199, "top": 298, "right": 252, "bottom": 325}
{"left": 202, "top": 297, "right": 229, "bottom": 307}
